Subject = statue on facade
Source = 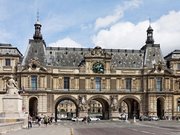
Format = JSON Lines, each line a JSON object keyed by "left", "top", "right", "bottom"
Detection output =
{"left": 78, "top": 95, "right": 88, "bottom": 111}
{"left": 6, "top": 75, "right": 19, "bottom": 95}
{"left": 110, "top": 95, "right": 118, "bottom": 111}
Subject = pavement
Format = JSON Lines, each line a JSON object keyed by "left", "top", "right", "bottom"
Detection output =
{"left": 2, "top": 120, "right": 180, "bottom": 135}
{"left": 3, "top": 123, "right": 71, "bottom": 135}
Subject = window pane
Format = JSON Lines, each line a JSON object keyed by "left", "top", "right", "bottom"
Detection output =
{"left": 31, "top": 75, "right": 37, "bottom": 90}
{"left": 156, "top": 78, "right": 162, "bottom": 91}
{"left": 126, "top": 78, "right": 132, "bottom": 90}
{"left": 64, "top": 77, "right": 70, "bottom": 89}
{"left": 178, "top": 64, "right": 180, "bottom": 70}
{"left": 5, "top": 59, "right": 11, "bottom": 66}
{"left": 96, "top": 77, "right": 101, "bottom": 91}
{"left": 178, "top": 98, "right": 180, "bottom": 112}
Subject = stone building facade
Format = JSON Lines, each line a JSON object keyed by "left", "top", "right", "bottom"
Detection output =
{"left": 0, "top": 19, "right": 180, "bottom": 120}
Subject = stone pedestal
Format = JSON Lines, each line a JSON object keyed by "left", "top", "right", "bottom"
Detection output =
{"left": 79, "top": 111, "right": 88, "bottom": 118}
{"left": 1, "top": 94, "right": 23, "bottom": 118}
{"left": 110, "top": 111, "right": 120, "bottom": 120}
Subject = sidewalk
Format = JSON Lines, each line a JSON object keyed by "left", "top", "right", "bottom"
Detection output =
{"left": 3, "top": 123, "right": 71, "bottom": 135}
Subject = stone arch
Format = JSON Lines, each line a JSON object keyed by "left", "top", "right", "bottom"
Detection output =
{"left": 157, "top": 96, "right": 165, "bottom": 119}
{"left": 54, "top": 95, "right": 78, "bottom": 121}
{"left": 119, "top": 95, "right": 141, "bottom": 119}
{"left": 29, "top": 96, "right": 38, "bottom": 117}
{"left": 87, "top": 95, "right": 110, "bottom": 120}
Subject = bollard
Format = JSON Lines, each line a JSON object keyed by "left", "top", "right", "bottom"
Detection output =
{"left": 134, "top": 116, "right": 136, "bottom": 123}
{"left": 70, "top": 128, "right": 74, "bottom": 135}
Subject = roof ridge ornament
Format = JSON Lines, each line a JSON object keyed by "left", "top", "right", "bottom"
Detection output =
{"left": 33, "top": 10, "right": 43, "bottom": 40}
{"left": 145, "top": 18, "right": 154, "bottom": 44}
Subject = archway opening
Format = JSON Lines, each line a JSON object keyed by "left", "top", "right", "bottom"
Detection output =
{"left": 55, "top": 98, "right": 78, "bottom": 121}
{"left": 88, "top": 98, "right": 109, "bottom": 120}
{"left": 88, "top": 100, "right": 102, "bottom": 118}
{"left": 29, "top": 97, "right": 38, "bottom": 117}
{"left": 119, "top": 98, "right": 140, "bottom": 119}
{"left": 157, "top": 97, "right": 164, "bottom": 119}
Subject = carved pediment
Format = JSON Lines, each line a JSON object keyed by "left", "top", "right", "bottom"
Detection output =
{"left": 22, "top": 57, "right": 47, "bottom": 72}
{"left": 148, "top": 61, "right": 172, "bottom": 75}
{"left": 85, "top": 46, "right": 111, "bottom": 59}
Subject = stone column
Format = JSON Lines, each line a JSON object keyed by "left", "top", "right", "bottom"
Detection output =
{"left": 78, "top": 95, "right": 88, "bottom": 118}
{"left": 110, "top": 95, "right": 119, "bottom": 120}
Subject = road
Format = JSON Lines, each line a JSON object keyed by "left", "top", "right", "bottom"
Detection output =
{"left": 3, "top": 120, "right": 180, "bottom": 135}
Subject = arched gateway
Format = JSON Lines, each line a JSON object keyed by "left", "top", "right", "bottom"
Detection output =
{"left": 54, "top": 95, "right": 111, "bottom": 120}
{"left": 29, "top": 97, "right": 38, "bottom": 117}
{"left": 87, "top": 95, "right": 110, "bottom": 120}
{"left": 119, "top": 96, "right": 141, "bottom": 119}
{"left": 54, "top": 95, "right": 78, "bottom": 121}
{"left": 157, "top": 97, "right": 165, "bottom": 119}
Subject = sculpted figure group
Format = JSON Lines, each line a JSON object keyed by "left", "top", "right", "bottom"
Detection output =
{"left": 6, "top": 75, "right": 19, "bottom": 95}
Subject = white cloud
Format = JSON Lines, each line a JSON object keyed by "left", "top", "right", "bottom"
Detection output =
{"left": 95, "top": 0, "right": 142, "bottom": 30}
{"left": 49, "top": 37, "right": 83, "bottom": 48}
{"left": 93, "top": 10, "right": 180, "bottom": 56}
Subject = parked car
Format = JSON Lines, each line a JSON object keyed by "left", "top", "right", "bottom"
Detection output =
{"left": 119, "top": 113, "right": 128, "bottom": 120}
{"left": 71, "top": 117, "right": 83, "bottom": 122}
{"left": 139, "top": 115, "right": 149, "bottom": 121}
{"left": 149, "top": 116, "right": 159, "bottom": 121}
{"left": 95, "top": 115, "right": 103, "bottom": 120}
{"left": 89, "top": 117, "right": 100, "bottom": 121}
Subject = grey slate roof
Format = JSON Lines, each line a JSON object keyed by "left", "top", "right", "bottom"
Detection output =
{"left": 142, "top": 44, "right": 165, "bottom": 68}
{"left": 46, "top": 47, "right": 91, "bottom": 67}
{"left": 164, "top": 50, "right": 180, "bottom": 60}
{"left": 22, "top": 40, "right": 165, "bottom": 70}
{"left": 46, "top": 47, "right": 145, "bottom": 69}
{"left": 0, "top": 43, "right": 22, "bottom": 57}
{"left": 110, "top": 49, "right": 144, "bottom": 68}
{"left": 22, "top": 40, "right": 46, "bottom": 66}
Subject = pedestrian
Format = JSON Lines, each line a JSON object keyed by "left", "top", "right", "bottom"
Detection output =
{"left": 87, "top": 116, "right": 91, "bottom": 124}
{"left": 44, "top": 115, "right": 48, "bottom": 126}
{"left": 28, "top": 115, "right": 32, "bottom": 128}
{"left": 83, "top": 116, "right": 87, "bottom": 124}
{"left": 36, "top": 115, "right": 41, "bottom": 127}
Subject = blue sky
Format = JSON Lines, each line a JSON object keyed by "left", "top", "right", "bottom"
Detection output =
{"left": 0, "top": 0, "right": 180, "bottom": 55}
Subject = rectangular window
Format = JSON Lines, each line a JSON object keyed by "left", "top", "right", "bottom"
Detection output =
{"left": 178, "top": 63, "right": 180, "bottom": 70}
{"left": 156, "top": 77, "right": 162, "bottom": 91}
{"left": 95, "top": 77, "right": 101, "bottom": 91}
{"left": 31, "top": 75, "right": 37, "bottom": 90}
{"left": 178, "top": 105, "right": 180, "bottom": 112}
{"left": 5, "top": 59, "right": 11, "bottom": 66}
{"left": 178, "top": 99, "right": 180, "bottom": 112}
{"left": 64, "top": 77, "right": 70, "bottom": 89}
{"left": 126, "top": 78, "right": 132, "bottom": 91}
